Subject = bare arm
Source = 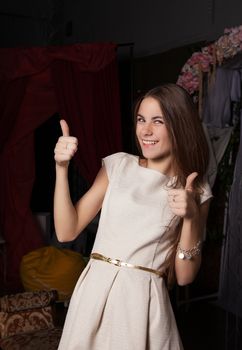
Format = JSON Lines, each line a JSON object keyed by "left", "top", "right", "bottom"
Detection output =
{"left": 168, "top": 173, "right": 211, "bottom": 286}
{"left": 53, "top": 120, "right": 108, "bottom": 242}
{"left": 174, "top": 199, "right": 210, "bottom": 285}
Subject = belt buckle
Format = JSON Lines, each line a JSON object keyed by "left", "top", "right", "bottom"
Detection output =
{"left": 110, "top": 258, "right": 122, "bottom": 267}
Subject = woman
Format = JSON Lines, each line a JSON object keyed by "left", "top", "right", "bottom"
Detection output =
{"left": 54, "top": 84, "right": 212, "bottom": 349}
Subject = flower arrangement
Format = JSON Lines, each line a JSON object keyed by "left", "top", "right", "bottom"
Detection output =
{"left": 177, "top": 25, "right": 242, "bottom": 98}
{"left": 177, "top": 26, "right": 242, "bottom": 244}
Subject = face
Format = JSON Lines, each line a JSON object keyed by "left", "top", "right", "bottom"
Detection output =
{"left": 136, "top": 97, "right": 173, "bottom": 162}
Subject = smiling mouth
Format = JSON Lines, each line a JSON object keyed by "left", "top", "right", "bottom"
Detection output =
{"left": 142, "top": 140, "right": 158, "bottom": 145}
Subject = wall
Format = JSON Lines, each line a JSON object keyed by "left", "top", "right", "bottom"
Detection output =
{"left": 1, "top": 0, "right": 242, "bottom": 57}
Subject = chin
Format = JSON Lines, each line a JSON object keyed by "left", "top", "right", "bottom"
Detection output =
{"left": 141, "top": 150, "right": 161, "bottom": 159}
{"left": 142, "top": 149, "right": 171, "bottom": 162}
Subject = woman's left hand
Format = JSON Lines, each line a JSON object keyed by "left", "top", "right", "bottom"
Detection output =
{"left": 168, "top": 172, "right": 199, "bottom": 219}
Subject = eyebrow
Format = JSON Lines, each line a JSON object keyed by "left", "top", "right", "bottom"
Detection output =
{"left": 137, "top": 114, "right": 164, "bottom": 120}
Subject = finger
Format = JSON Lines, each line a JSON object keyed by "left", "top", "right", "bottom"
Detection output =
{"left": 168, "top": 189, "right": 187, "bottom": 201}
{"left": 168, "top": 196, "right": 187, "bottom": 208}
{"left": 55, "top": 147, "right": 75, "bottom": 155}
{"left": 58, "top": 136, "right": 78, "bottom": 144}
{"left": 60, "top": 119, "right": 70, "bottom": 137}
{"left": 66, "top": 143, "right": 77, "bottom": 152}
{"left": 168, "top": 189, "right": 183, "bottom": 196}
{"left": 185, "top": 172, "right": 198, "bottom": 191}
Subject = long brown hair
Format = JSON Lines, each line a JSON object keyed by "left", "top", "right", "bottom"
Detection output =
{"left": 134, "top": 83, "right": 209, "bottom": 288}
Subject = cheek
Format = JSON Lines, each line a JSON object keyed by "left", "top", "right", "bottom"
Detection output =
{"left": 135, "top": 127, "right": 141, "bottom": 144}
{"left": 160, "top": 132, "right": 172, "bottom": 149}
{"left": 162, "top": 128, "right": 171, "bottom": 141}
{"left": 135, "top": 125, "right": 141, "bottom": 137}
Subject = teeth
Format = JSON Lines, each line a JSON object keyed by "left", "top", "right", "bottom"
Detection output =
{"left": 143, "top": 140, "right": 158, "bottom": 145}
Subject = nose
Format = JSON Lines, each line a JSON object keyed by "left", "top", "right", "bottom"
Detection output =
{"left": 142, "top": 122, "right": 153, "bottom": 135}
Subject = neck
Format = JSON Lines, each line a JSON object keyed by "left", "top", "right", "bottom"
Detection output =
{"left": 146, "top": 157, "right": 175, "bottom": 177}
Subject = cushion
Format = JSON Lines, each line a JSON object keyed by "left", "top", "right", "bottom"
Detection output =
{"left": 0, "top": 290, "right": 57, "bottom": 313}
{"left": 0, "top": 327, "right": 62, "bottom": 350}
{"left": 0, "top": 306, "right": 54, "bottom": 339}
{"left": 20, "top": 246, "right": 86, "bottom": 301}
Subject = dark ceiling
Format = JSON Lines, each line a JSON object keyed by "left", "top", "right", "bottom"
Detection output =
{"left": 0, "top": 0, "right": 242, "bottom": 57}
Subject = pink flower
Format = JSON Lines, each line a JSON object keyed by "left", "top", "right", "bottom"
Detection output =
{"left": 224, "top": 28, "right": 231, "bottom": 34}
{"left": 177, "top": 70, "right": 200, "bottom": 94}
{"left": 202, "top": 44, "right": 214, "bottom": 56}
{"left": 231, "top": 27, "right": 239, "bottom": 35}
{"left": 229, "top": 32, "right": 241, "bottom": 46}
{"left": 238, "top": 31, "right": 242, "bottom": 41}
{"left": 177, "top": 24, "right": 242, "bottom": 95}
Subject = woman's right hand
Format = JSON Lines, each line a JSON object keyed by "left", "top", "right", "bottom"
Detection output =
{"left": 54, "top": 119, "right": 78, "bottom": 167}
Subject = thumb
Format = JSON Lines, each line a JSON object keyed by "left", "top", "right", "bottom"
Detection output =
{"left": 60, "top": 119, "right": 70, "bottom": 137}
{"left": 185, "top": 172, "right": 198, "bottom": 191}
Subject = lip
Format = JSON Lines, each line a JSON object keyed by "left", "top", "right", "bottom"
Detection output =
{"left": 142, "top": 139, "right": 158, "bottom": 146}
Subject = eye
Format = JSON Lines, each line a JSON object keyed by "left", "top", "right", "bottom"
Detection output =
{"left": 136, "top": 115, "right": 145, "bottom": 123}
{"left": 154, "top": 118, "right": 164, "bottom": 124}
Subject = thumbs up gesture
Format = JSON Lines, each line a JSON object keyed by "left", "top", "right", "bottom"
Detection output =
{"left": 54, "top": 120, "right": 78, "bottom": 167}
{"left": 168, "top": 172, "right": 199, "bottom": 218}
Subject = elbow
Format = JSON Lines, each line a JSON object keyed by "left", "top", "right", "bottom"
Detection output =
{"left": 176, "top": 270, "right": 199, "bottom": 286}
{"left": 54, "top": 221, "right": 79, "bottom": 243}
{"left": 55, "top": 233, "right": 69, "bottom": 243}
{"left": 175, "top": 260, "right": 201, "bottom": 286}
{"left": 56, "top": 235, "right": 69, "bottom": 243}
{"left": 176, "top": 275, "right": 195, "bottom": 286}
{"left": 55, "top": 229, "right": 77, "bottom": 243}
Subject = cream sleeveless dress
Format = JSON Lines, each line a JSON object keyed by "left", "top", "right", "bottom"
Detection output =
{"left": 58, "top": 152, "right": 212, "bottom": 350}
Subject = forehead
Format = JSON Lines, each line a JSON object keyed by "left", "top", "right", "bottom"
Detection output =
{"left": 138, "top": 97, "right": 163, "bottom": 116}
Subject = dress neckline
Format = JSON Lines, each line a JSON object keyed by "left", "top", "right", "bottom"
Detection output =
{"left": 132, "top": 154, "right": 174, "bottom": 180}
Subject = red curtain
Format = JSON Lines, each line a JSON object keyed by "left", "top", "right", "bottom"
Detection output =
{"left": 0, "top": 43, "right": 122, "bottom": 291}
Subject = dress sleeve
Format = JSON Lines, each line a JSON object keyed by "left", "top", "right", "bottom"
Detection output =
{"left": 200, "top": 181, "right": 213, "bottom": 204}
{"left": 102, "top": 152, "right": 126, "bottom": 180}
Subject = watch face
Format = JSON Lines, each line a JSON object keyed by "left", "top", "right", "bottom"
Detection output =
{"left": 178, "top": 252, "right": 185, "bottom": 260}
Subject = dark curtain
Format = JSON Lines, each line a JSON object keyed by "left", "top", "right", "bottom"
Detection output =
{"left": 51, "top": 51, "right": 122, "bottom": 179}
{"left": 0, "top": 43, "right": 122, "bottom": 291}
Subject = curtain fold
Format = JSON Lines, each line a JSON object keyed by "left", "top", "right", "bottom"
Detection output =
{"left": 51, "top": 57, "right": 122, "bottom": 181}
{"left": 0, "top": 43, "right": 122, "bottom": 291}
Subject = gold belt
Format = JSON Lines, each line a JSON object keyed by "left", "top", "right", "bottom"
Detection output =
{"left": 90, "top": 253, "right": 163, "bottom": 277}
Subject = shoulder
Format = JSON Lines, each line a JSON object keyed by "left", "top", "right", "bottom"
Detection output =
{"left": 103, "top": 152, "right": 128, "bottom": 163}
{"left": 102, "top": 152, "right": 136, "bottom": 179}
